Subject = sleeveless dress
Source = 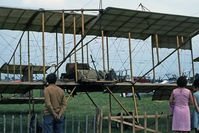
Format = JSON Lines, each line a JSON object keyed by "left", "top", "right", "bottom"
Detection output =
{"left": 192, "top": 91, "right": 199, "bottom": 130}
{"left": 172, "top": 88, "right": 191, "bottom": 131}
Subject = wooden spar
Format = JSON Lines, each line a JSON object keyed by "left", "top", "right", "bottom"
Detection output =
{"left": 20, "top": 40, "right": 22, "bottom": 80}
{"left": 65, "top": 87, "right": 76, "bottom": 110}
{"left": 13, "top": 55, "right": 15, "bottom": 81}
{"left": 106, "top": 87, "right": 133, "bottom": 117}
{"left": 101, "top": 30, "right": 106, "bottom": 79}
{"left": 7, "top": 64, "right": 9, "bottom": 81}
{"left": 28, "top": 90, "right": 31, "bottom": 115}
{"left": 109, "top": 94, "right": 112, "bottom": 115}
{"left": 176, "top": 36, "right": 181, "bottom": 76}
{"left": 62, "top": 11, "right": 65, "bottom": 61}
{"left": 189, "top": 37, "right": 195, "bottom": 80}
{"left": 128, "top": 32, "right": 133, "bottom": 81}
{"left": 74, "top": 15, "right": 78, "bottom": 82}
{"left": 106, "top": 37, "right": 110, "bottom": 73}
{"left": 128, "top": 32, "right": 139, "bottom": 122}
{"left": 28, "top": 31, "right": 30, "bottom": 81}
{"left": 81, "top": 11, "right": 84, "bottom": 63}
{"left": 151, "top": 39, "right": 155, "bottom": 83}
{"left": 42, "top": 12, "right": 46, "bottom": 80}
{"left": 87, "top": 40, "right": 89, "bottom": 64}
{"left": 181, "top": 36, "right": 184, "bottom": 43}
{"left": 155, "top": 34, "right": 160, "bottom": 63}
{"left": 56, "top": 32, "right": 59, "bottom": 78}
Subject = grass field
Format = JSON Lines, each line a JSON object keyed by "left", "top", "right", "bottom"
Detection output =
{"left": 0, "top": 92, "right": 195, "bottom": 132}
{"left": 0, "top": 92, "right": 170, "bottom": 115}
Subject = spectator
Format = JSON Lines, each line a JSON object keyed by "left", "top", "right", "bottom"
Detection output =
{"left": 192, "top": 79, "right": 199, "bottom": 133}
{"left": 43, "top": 73, "right": 66, "bottom": 133}
{"left": 169, "top": 76, "right": 193, "bottom": 133}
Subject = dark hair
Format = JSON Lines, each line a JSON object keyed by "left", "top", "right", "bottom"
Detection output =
{"left": 46, "top": 73, "right": 57, "bottom": 84}
{"left": 177, "top": 76, "right": 187, "bottom": 87}
{"left": 193, "top": 79, "right": 199, "bottom": 88}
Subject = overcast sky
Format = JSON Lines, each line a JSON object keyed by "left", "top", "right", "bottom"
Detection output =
{"left": 0, "top": 0, "right": 199, "bottom": 80}
{"left": 0, "top": 0, "right": 199, "bottom": 16}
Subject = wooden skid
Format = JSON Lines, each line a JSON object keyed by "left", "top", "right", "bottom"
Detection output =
{"left": 0, "top": 97, "right": 44, "bottom": 104}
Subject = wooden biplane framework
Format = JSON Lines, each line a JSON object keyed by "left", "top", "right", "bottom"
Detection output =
{"left": 0, "top": 6, "right": 199, "bottom": 131}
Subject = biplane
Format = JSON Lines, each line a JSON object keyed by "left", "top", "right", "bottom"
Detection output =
{"left": 0, "top": 6, "right": 199, "bottom": 122}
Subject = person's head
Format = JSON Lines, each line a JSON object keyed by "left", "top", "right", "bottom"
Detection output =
{"left": 193, "top": 79, "right": 199, "bottom": 89}
{"left": 177, "top": 76, "right": 187, "bottom": 88}
{"left": 46, "top": 73, "right": 57, "bottom": 84}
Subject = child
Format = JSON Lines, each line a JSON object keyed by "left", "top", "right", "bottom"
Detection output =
{"left": 192, "top": 79, "right": 199, "bottom": 133}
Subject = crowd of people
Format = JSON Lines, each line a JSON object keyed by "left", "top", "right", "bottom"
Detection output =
{"left": 170, "top": 76, "right": 199, "bottom": 133}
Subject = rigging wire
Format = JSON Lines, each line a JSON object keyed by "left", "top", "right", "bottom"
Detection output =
{"left": 108, "top": 38, "right": 118, "bottom": 66}
{"left": 31, "top": 32, "right": 42, "bottom": 65}
{"left": 82, "top": 0, "right": 94, "bottom": 9}
{"left": 136, "top": 3, "right": 151, "bottom": 12}
{"left": 118, "top": 40, "right": 141, "bottom": 71}
{"left": 131, "top": 40, "right": 150, "bottom": 73}
{"left": 161, "top": 50, "right": 178, "bottom": 76}
{"left": 111, "top": 39, "right": 126, "bottom": 70}
{"left": 160, "top": 55, "right": 178, "bottom": 80}
{"left": 134, "top": 29, "right": 199, "bottom": 85}
{"left": 1, "top": 31, "right": 26, "bottom": 64}
{"left": 0, "top": 34, "right": 15, "bottom": 52}
{"left": 0, "top": 56, "right": 6, "bottom": 62}
{"left": 46, "top": 34, "right": 56, "bottom": 66}
{"left": 31, "top": 32, "right": 42, "bottom": 54}
{"left": 92, "top": 40, "right": 102, "bottom": 68}
{"left": 136, "top": 62, "right": 151, "bottom": 77}
{"left": 3, "top": 33, "right": 18, "bottom": 40}
{"left": 136, "top": 40, "right": 153, "bottom": 76}
{"left": 109, "top": 38, "right": 119, "bottom": 68}
{"left": 91, "top": 38, "right": 101, "bottom": 66}
{"left": 64, "top": 35, "right": 74, "bottom": 61}
{"left": 157, "top": 47, "right": 175, "bottom": 72}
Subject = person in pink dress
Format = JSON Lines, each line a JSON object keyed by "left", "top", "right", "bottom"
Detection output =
{"left": 169, "top": 76, "right": 193, "bottom": 133}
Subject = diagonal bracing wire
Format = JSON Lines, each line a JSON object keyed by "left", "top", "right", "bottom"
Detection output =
{"left": 54, "top": 10, "right": 104, "bottom": 73}
{"left": 133, "top": 29, "right": 199, "bottom": 84}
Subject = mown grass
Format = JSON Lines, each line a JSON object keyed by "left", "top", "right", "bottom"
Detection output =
{"left": 0, "top": 92, "right": 195, "bottom": 132}
{"left": 0, "top": 92, "right": 170, "bottom": 116}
